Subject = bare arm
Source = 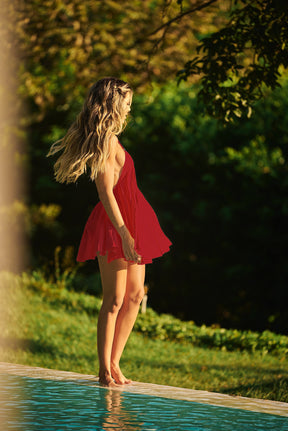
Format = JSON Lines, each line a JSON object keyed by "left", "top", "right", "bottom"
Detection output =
{"left": 95, "top": 136, "right": 141, "bottom": 263}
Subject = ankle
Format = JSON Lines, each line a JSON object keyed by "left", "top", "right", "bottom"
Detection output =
{"left": 110, "top": 360, "right": 119, "bottom": 369}
{"left": 99, "top": 369, "right": 111, "bottom": 378}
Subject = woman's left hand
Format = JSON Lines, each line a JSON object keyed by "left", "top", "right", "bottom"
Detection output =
{"left": 119, "top": 225, "right": 142, "bottom": 263}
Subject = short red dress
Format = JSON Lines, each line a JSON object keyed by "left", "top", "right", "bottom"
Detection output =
{"left": 76, "top": 141, "right": 172, "bottom": 264}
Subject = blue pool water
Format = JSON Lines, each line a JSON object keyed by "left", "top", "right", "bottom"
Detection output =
{"left": 0, "top": 374, "right": 288, "bottom": 431}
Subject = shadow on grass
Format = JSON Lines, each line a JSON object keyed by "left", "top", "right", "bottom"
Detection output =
{"left": 0, "top": 336, "right": 97, "bottom": 365}
{"left": 127, "top": 355, "right": 288, "bottom": 399}
{"left": 0, "top": 336, "right": 56, "bottom": 354}
{"left": 133, "top": 356, "right": 288, "bottom": 377}
{"left": 220, "top": 376, "right": 288, "bottom": 401}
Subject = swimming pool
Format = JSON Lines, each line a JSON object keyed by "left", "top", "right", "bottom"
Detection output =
{"left": 1, "top": 371, "right": 288, "bottom": 431}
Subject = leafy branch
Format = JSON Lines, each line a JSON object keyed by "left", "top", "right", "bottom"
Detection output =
{"left": 177, "top": 0, "right": 288, "bottom": 122}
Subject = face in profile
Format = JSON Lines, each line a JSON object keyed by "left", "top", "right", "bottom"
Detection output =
{"left": 121, "top": 92, "right": 132, "bottom": 122}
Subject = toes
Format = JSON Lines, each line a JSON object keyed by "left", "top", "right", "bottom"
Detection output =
{"left": 114, "top": 377, "right": 125, "bottom": 385}
{"left": 110, "top": 365, "right": 132, "bottom": 385}
{"left": 99, "top": 375, "right": 120, "bottom": 387}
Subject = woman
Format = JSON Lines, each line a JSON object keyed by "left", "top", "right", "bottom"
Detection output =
{"left": 47, "top": 77, "right": 172, "bottom": 387}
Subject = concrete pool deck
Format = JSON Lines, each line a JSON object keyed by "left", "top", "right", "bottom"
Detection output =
{"left": 0, "top": 361, "right": 287, "bottom": 417}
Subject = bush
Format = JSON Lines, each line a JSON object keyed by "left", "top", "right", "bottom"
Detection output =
{"left": 2, "top": 270, "right": 287, "bottom": 356}
{"left": 134, "top": 308, "right": 288, "bottom": 356}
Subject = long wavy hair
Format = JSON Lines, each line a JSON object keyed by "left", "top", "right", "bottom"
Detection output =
{"left": 46, "top": 77, "right": 133, "bottom": 183}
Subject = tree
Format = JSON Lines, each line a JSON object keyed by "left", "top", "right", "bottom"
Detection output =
{"left": 7, "top": 0, "right": 222, "bottom": 124}
{"left": 5, "top": 1, "right": 288, "bottom": 124}
{"left": 174, "top": 0, "right": 288, "bottom": 122}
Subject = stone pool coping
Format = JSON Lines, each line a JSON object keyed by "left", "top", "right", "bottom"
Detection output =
{"left": 0, "top": 362, "right": 287, "bottom": 417}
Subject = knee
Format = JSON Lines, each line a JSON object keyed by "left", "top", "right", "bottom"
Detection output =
{"left": 102, "top": 295, "right": 124, "bottom": 314}
{"left": 127, "top": 285, "right": 145, "bottom": 306}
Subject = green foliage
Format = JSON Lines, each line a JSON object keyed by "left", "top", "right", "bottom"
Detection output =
{"left": 123, "top": 79, "right": 288, "bottom": 333}
{"left": 19, "top": 270, "right": 102, "bottom": 316}
{"left": 8, "top": 0, "right": 222, "bottom": 122}
{"left": 14, "top": 0, "right": 288, "bottom": 125}
{"left": 1, "top": 269, "right": 287, "bottom": 401}
{"left": 177, "top": 0, "right": 288, "bottom": 122}
{"left": 135, "top": 309, "right": 288, "bottom": 355}
{"left": 23, "top": 77, "right": 288, "bottom": 333}
{"left": 0, "top": 200, "right": 61, "bottom": 236}
{"left": 7, "top": 0, "right": 288, "bottom": 334}
{"left": 52, "top": 245, "right": 78, "bottom": 289}
{"left": 1, "top": 270, "right": 287, "bottom": 355}
{"left": 221, "top": 135, "right": 285, "bottom": 177}
{"left": 22, "top": 241, "right": 103, "bottom": 300}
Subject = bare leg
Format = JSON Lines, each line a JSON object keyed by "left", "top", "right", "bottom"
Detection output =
{"left": 111, "top": 263, "right": 145, "bottom": 384}
{"left": 97, "top": 255, "right": 128, "bottom": 387}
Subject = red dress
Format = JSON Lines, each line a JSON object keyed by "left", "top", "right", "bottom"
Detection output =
{"left": 76, "top": 142, "right": 172, "bottom": 264}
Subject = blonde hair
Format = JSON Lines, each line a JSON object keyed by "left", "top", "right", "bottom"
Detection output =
{"left": 46, "top": 77, "right": 133, "bottom": 183}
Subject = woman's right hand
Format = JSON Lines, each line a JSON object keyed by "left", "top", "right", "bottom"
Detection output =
{"left": 119, "top": 225, "right": 142, "bottom": 264}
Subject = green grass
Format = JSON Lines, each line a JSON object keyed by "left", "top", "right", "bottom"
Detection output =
{"left": 0, "top": 270, "right": 287, "bottom": 402}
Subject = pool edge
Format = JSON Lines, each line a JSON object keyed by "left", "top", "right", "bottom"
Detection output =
{"left": 0, "top": 361, "right": 287, "bottom": 418}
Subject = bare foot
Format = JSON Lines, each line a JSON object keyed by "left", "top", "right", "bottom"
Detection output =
{"left": 99, "top": 371, "right": 120, "bottom": 388}
{"left": 111, "top": 363, "right": 132, "bottom": 385}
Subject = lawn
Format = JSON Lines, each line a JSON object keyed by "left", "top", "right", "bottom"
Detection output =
{"left": 0, "top": 270, "right": 287, "bottom": 402}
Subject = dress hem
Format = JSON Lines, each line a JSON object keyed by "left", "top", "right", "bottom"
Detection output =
{"left": 76, "top": 244, "right": 171, "bottom": 265}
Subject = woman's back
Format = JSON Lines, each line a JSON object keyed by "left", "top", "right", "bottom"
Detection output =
{"left": 77, "top": 140, "right": 171, "bottom": 264}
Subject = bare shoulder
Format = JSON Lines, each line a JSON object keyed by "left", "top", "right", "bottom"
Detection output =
{"left": 107, "top": 134, "right": 118, "bottom": 159}
{"left": 108, "top": 134, "right": 123, "bottom": 165}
